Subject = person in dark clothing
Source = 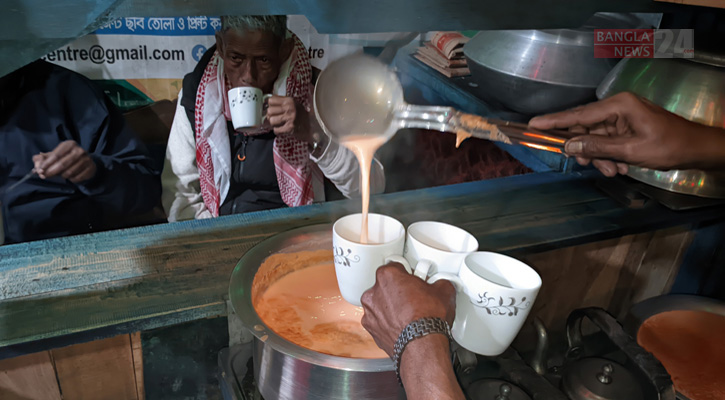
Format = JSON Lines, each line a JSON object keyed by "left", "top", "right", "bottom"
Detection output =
{"left": 0, "top": 60, "right": 161, "bottom": 244}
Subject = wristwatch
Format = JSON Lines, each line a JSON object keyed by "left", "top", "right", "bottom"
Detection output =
{"left": 392, "top": 317, "right": 452, "bottom": 385}
{"left": 309, "top": 131, "right": 331, "bottom": 159}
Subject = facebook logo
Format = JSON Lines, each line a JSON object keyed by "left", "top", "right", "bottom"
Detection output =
{"left": 191, "top": 45, "right": 207, "bottom": 62}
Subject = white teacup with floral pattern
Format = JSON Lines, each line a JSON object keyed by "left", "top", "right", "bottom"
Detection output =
{"left": 428, "top": 251, "right": 541, "bottom": 356}
{"left": 228, "top": 86, "right": 272, "bottom": 132}
{"left": 332, "top": 213, "right": 408, "bottom": 306}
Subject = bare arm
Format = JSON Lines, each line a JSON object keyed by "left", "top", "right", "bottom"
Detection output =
{"left": 269, "top": 96, "right": 386, "bottom": 198}
{"left": 400, "top": 335, "right": 465, "bottom": 400}
{"left": 361, "top": 263, "right": 464, "bottom": 400}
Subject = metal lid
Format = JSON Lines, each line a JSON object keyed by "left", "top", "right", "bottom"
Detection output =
{"left": 467, "top": 379, "right": 532, "bottom": 400}
{"left": 562, "top": 358, "right": 643, "bottom": 400}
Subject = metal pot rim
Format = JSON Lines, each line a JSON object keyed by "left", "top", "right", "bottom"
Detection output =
{"left": 462, "top": 53, "right": 601, "bottom": 89}
{"left": 623, "top": 294, "right": 725, "bottom": 336}
{"left": 229, "top": 223, "right": 394, "bottom": 372}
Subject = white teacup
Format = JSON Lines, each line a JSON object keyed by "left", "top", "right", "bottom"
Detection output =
{"left": 403, "top": 221, "right": 478, "bottom": 280}
{"left": 228, "top": 87, "right": 272, "bottom": 132}
{"left": 332, "top": 213, "right": 409, "bottom": 306}
{"left": 428, "top": 252, "right": 542, "bottom": 356}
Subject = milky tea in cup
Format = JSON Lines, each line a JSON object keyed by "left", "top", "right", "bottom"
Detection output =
{"left": 332, "top": 213, "right": 408, "bottom": 306}
{"left": 403, "top": 221, "right": 478, "bottom": 279}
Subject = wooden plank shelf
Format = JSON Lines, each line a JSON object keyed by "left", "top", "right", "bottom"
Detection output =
{"left": 0, "top": 171, "right": 723, "bottom": 352}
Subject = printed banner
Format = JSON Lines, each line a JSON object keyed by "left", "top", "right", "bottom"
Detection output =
{"left": 289, "top": 15, "right": 421, "bottom": 70}
{"left": 44, "top": 34, "right": 216, "bottom": 80}
{"left": 43, "top": 17, "right": 219, "bottom": 80}
{"left": 42, "top": 15, "right": 415, "bottom": 110}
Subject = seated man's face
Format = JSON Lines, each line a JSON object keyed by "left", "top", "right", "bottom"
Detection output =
{"left": 216, "top": 29, "right": 287, "bottom": 94}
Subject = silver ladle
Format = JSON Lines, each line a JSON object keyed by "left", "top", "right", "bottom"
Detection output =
{"left": 313, "top": 54, "right": 577, "bottom": 153}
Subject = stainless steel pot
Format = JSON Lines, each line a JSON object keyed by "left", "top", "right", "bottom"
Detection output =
{"left": 463, "top": 13, "right": 652, "bottom": 116}
{"left": 229, "top": 224, "right": 403, "bottom": 400}
{"left": 596, "top": 53, "right": 725, "bottom": 198}
{"left": 623, "top": 295, "right": 725, "bottom": 400}
{"left": 623, "top": 294, "right": 725, "bottom": 336}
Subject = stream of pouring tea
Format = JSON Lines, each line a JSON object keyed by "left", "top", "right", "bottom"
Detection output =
{"left": 318, "top": 60, "right": 396, "bottom": 245}
{"left": 340, "top": 135, "right": 386, "bottom": 244}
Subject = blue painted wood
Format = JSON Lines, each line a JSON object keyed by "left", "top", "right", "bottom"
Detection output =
{"left": 0, "top": 171, "right": 723, "bottom": 348}
{"left": 393, "top": 47, "right": 569, "bottom": 173}
{"left": 670, "top": 221, "right": 725, "bottom": 300}
{"left": 113, "top": 0, "right": 680, "bottom": 32}
{"left": 0, "top": 305, "right": 227, "bottom": 361}
{"left": 6, "top": 0, "right": 689, "bottom": 79}
{"left": 0, "top": 0, "right": 124, "bottom": 76}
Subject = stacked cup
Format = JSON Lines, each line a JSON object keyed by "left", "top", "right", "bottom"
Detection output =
{"left": 332, "top": 214, "right": 542, "bottom": 356}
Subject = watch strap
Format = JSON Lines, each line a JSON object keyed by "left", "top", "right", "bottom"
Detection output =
{"left": 392, "top": 317, "right": 452, "bottom": 385}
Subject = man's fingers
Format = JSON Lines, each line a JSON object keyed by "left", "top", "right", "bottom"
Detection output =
{"left": 32, "top": 153, "right": 46, "bottom": 165}
{"left": 43, "top": 146, "right": 85, "bottom": 177}
{"left": 617, "top": 162, "right": 629, "bottom": 175}
{"left": 564, "top": 135, "right": 633, "bottom": 162}
{"left": 275, "top": 121, "right": 295, "bottom": 135}
{"left": 575, "top": 156, "right": 591, "bottom": 166}
{"left": 32, "top": 153, "right": 48, "bottom": 176}
{"left": 360, "top": 289, "right": 374, "bottom": 311}
{"left": 68, "top": 167, "right": 95, "bottom": 183}
{"left": 592, "top": 159, "right": 619, "bottom": 177}
{"left": 267, "top": 114, "right": 286, "bottom": 126}
{"left": 66, "top": 157, "right": 96, "bottom": 183}
{"left": 61, "top": 157, "right": 87, "bottom": 179}
{"left": 38, "top": 141, "right": 75, "bottom": 170}
{"left": 529, "top": 93, "right": 639, "bottom": 130}
{"left": 529, "top": 103, "right": 614, "bottom": 130}
{"left": 266, "top": 105, "right": 286, "bottom": 117}
{"left": 266, "top": 96, "right": 295, "bottom": 111}
{"left": 265, "top": 96, "right": 286, "bottom": 106}
{"left": 375, "top": 263, "right": 400, "bottom": 282}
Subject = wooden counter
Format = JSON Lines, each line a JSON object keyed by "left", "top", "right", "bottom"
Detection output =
{"left": 0, "top": 171, "right": 722, "bottom": 356}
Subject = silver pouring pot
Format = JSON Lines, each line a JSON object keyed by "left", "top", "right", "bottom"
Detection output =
{"left": 229, "top": 224, "right": 403, "bottom": 400}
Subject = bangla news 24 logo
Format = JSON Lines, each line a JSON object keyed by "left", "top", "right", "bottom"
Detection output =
{"left": 593, "top": 29, "right": 694, "bottom": 59}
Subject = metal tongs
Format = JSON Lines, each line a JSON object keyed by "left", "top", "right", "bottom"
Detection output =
{"left": 394, "top": 104, "right": 579, "bottom": 153}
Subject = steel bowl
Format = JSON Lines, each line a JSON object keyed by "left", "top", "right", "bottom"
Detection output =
{"left": 596, "top": 53, "right": 725, "bottom": 198}
{"left": 229, "top": 224, "right": 403, "bottom": 400}
{"left": 463, "top": 13, "right": 651, "bottom": 116}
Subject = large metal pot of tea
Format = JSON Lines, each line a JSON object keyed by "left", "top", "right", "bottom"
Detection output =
{"left": 229, "top": 224, "right": 403, "bottom": 400}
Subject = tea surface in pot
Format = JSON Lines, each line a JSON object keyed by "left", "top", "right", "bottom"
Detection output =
{"left": 638, "top": 310, "right": 725, "bottom": 400}
{"left": 252, "top": 249, "right": 387, "bottom": 359}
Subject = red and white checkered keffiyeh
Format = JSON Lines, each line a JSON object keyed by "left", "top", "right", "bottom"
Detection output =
{"left": 194, "top": 32, "right": 314, "bottom": 216}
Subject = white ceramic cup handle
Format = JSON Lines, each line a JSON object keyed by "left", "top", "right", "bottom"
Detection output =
{"left": 427, "top": 272, "right": 465, "bottom": 292}
{"left": 413, "top": 259, "right": 432, "bottom": 281}
{"left": 384, "top": 255, "right": 413, "bottom": 275}
{"left": 262, "top": 94, "right": 273, "bottom": 122}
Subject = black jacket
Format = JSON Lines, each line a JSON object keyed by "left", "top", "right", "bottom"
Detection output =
{"left": 0, "top": 61, "right": 160, "bottom": 244}
{"left": 181, "top": 46, "right": 284, "bottom": 215}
